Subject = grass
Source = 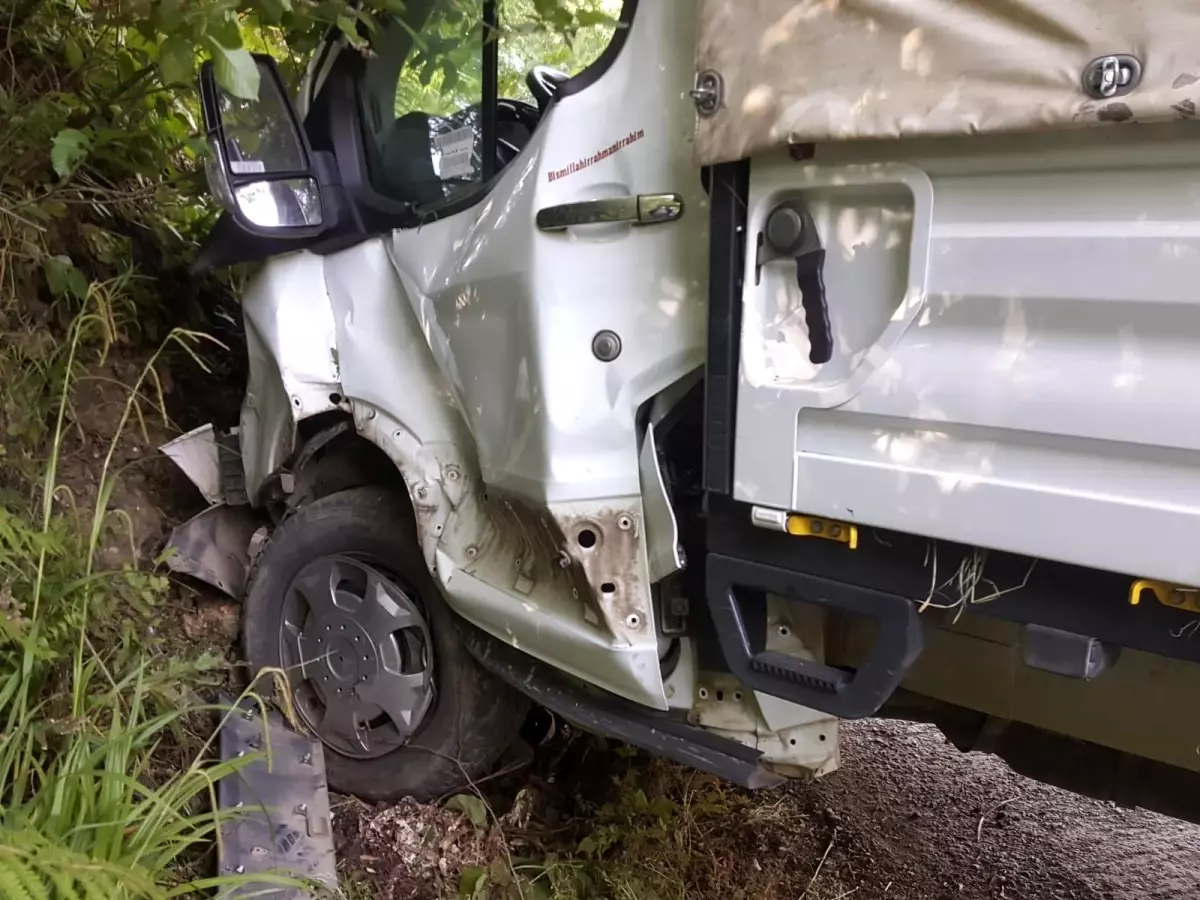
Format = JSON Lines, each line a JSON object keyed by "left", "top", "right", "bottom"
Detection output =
{"left": 338, "top": 736, "right": 830, "bottom": 900}
{"left": 0, "top": 5, "right": 364, "bottom": 895}
{"left": 503, "top": 760, "right": 758, "bottom": 900}
{"left": 0, "top": 281, "right": 313, "bottom": 898}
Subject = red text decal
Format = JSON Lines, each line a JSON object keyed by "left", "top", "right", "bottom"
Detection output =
{"left": 547, "top": 129, "right": 645, "bottom": 182}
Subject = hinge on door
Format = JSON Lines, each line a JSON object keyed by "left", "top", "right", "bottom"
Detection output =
{"left": 690, "top": 70, "right": 724, "bottom": 117}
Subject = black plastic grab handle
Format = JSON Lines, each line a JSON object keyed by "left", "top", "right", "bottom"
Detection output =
{"left": 706, "top": 554, "right": 925, "bottom": 719}
{"left": 795, "top": 248, "right": 833, "bottom": 365}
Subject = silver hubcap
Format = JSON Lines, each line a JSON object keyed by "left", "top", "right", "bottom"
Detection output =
{"left": 279, "top": 556, "right": 434, "bottom": 759}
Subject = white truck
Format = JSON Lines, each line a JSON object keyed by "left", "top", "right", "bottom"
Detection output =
{"left": 174, "top": 0, "right": 1200, "bottom": 820}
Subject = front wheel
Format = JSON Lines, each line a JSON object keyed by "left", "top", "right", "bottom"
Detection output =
{"left": 243, "top": 486, "right": 525, "bottom": 801}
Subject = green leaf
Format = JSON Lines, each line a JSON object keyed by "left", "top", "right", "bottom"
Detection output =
{"left": 445, "top": 793, "right": 488, "bottom": 828}
{"left": 40, "top": 199, "right": 68, "bottom": 219}
{"left": 206, "top": 37, "right": 259, "bottom": 100}
{"left": 43, "top": 255, "right": 74, "bottom": 296}
{"left": 43, "top": 254, "right": 90, "bottom": 300}
{"left": 155, "top": 0, "right": 185, "bottom": 31}
{"left": 195, "top": 650, "right": 223, "bottom": 670}
{"left": 419, "top": 58, "right": 437, "bottom": 86}
{"left": 649, "top": 796, "right": 677, "bottom": 821}
{"left": 116, "top": 48, "right": 140, "bottom": 81}
{"left": 458, "top": 866, "right": 487, "bottom": 899}
{"left": 159, "top": 113, "right": 191, "bottom": 141}
{"left": 158, "top": 34, "right": 193, "bottom": 86}
{"left": 185, "top": 136, "right": 210, "bottom": 157}
{"left": 67, "top": 266, "right": 90, "bottom": 301}
{"left": 336, "top": 13, "right": 361, "bottom": 44}
{"left": 64, "top": 36, "right": 84, "bottom": 69}
{"left": 575, "top": 9, "right": 615, "bottom": 28}
{"left": 50, "top": 128, "right": 90, "bottom": 178}
{"left": 256, "top": 0, "right": 292, "bottom": 25}
{"left": 206, "top": 13, "right": 243, "bottom": 48}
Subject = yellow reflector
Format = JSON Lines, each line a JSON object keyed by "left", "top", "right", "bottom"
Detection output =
{"left": 784, "top": 515, "right": 858, "bottom": 550}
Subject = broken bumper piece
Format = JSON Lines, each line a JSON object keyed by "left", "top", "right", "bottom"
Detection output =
{"left": 161, "top": 423, "right": 262, "bottom": 600}
{"left": 218, "top": 696, "right": 338, "bottom": 897}
{"left": 165, "top": 504, "right": 261, "bottom": 599}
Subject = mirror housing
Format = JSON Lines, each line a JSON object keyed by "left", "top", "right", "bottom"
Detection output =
{"left": 198, "top": 55, "right": 325, "bottom": 238}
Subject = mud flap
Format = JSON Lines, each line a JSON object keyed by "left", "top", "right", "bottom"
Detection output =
{"left": 218, "top": 697, "right": 338, "bottom": 897}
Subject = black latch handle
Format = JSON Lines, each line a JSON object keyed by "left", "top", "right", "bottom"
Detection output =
{"left": 762, "top": 202, "right": 834, "bottom": 365}
{"left": 794, "top": 247, "right": 832, "bottom": 364}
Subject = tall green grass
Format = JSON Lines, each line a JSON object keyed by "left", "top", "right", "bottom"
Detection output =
{"left": 0, "top": 295, "right": 302, "bottom": 899}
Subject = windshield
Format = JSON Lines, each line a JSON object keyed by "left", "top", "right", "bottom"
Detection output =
{"left": 499, "top": 0, "right": 622, "bottom": 104}
{"left": 355, "top": 0, "right": 622, "bottom": 209}
{"left": 356, "top": 0, "right": 480, "bottom": 205}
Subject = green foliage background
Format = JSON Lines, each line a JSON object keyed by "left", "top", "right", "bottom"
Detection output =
{"left": 392, "top": 0, "right": 619, "bottom": 117}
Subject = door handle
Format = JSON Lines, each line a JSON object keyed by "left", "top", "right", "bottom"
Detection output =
{"left": 536, "top": 193, "right": 683, "bottom": 231}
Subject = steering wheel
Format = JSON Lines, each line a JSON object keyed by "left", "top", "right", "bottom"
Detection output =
{"left": 526, "top": 65, "right": 571, "bottom": 114}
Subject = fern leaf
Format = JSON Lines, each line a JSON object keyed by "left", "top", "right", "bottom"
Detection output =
{"left": 0, "top": 856, "right": 45, "bottom": 900}
{"left": 47, "top": 869, "right": 84, "bottom": 900}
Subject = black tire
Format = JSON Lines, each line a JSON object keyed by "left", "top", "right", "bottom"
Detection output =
{"left": 244, "top": 486, "right": 525, "bottom": 801}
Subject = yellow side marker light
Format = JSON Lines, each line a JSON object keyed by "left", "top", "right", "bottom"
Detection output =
{"left": 784, "top": 514, "right": 858, "bottom": 550}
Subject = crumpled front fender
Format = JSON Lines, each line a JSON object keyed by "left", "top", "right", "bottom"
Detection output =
{"left": 240, "top": 252, "right": 343, "bottom": 504}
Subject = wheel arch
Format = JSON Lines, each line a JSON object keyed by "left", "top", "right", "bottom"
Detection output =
{"left": 272, "top": 407, "right": 465, "bottom": 576}
{"left": 286, "top": 411, "right": 410, "bottom": 511}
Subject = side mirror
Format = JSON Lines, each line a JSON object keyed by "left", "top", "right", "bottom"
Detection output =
{"left": 199, "top": 55, "right": 324, "bottom": 237}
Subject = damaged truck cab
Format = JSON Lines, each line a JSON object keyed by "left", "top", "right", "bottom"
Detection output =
{"left": 176, "top": 0, "right": 1200, "bottom": 819}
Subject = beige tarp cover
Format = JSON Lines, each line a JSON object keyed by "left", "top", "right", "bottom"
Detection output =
{"left": 695, "top": 0, "right": 1200, "bottom": 164}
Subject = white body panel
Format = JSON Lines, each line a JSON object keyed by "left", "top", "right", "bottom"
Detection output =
{"left": 389, "top": 49, "right": 707, "bottom": 504}
{"left": 735, "top": 125, "right": 1200, "bottom": 585}
{"left": 371, "top": 0, "right": 708, "bottom": 708}
{"left": 234, "top": 0, "right": 839, "bottom": 776}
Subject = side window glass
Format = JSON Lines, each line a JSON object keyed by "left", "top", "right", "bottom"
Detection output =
{"left": 498, "top": 0, "right": 622, "bottom": 103}
{"left": 360, "top": 0, "right": 485, "bottom": 207}
{"left": 357, "top": 0, "right": 624, "bottom": 209}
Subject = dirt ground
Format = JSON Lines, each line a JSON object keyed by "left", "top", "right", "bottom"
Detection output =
{"left": 788, "top": 719, "right": 1200, "bottom": 900}
{"left": 336, "top": 718, "right": 1200, "bottom": 900}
